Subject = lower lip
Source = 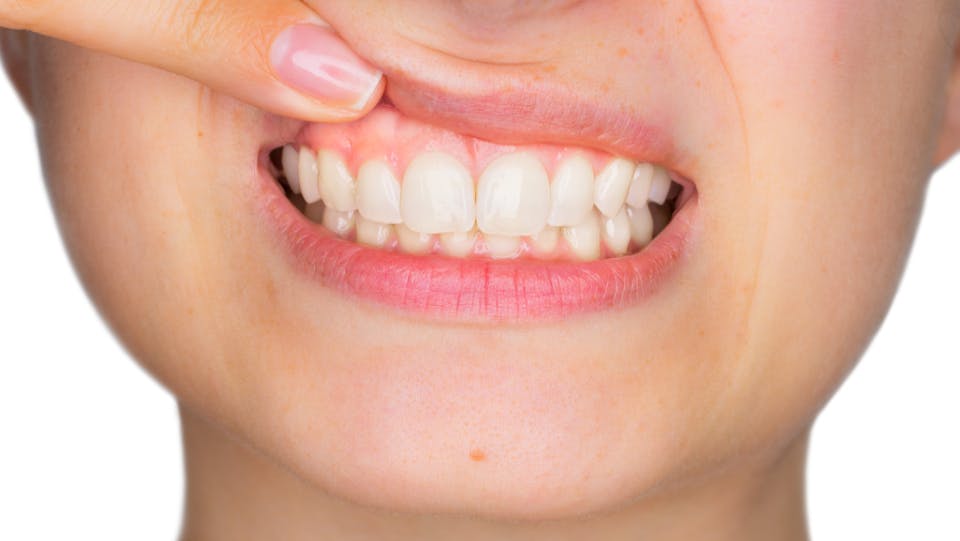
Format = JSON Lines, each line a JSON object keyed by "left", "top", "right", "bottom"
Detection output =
{"left": 256, "top": 167, "right": 697, "bottom": 323}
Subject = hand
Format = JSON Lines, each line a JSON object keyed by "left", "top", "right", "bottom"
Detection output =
{"left": 0, "top": 0, "right": 384, "bottom": 121}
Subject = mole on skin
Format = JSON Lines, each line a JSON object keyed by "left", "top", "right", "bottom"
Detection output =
{"left": 469, "top": 449, "right": 486, "bottom": 462}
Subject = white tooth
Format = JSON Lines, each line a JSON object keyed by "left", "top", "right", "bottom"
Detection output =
{"left": 547, "top": 153, "right": 595, "bottom": 227}
{"left": 484, "top": 234, "right": 522, "bottom": 259}
{"left": 647, "top": 166, "right": 672, "bottom": 205}
{"left": 593, "top": 157, "right": 635, "bottom": 217}
{"left": 322, "top": 209, "right": 355, "bottom": 238}
{"left": 625, "top": 163, "right": 654, "bottom": 208}
{"left": 282, "top": 145, "right": 301, "bottom": 194}
{"left": 562, "top": 210, "right": 601, "bottom": 261}
{"left": 530, "top": 226, "right": 559, "bottom": 257}
{"left": 396, "top": 224, "right": 434, "bottom": 254}
{"left": 626, "top": 205, "right": 654, "bottom": 247}
{"left": 298, "top": 148, "right": 321, "bottom": 204}
{"left": 318, "top": 150, "right": 357, "bottom": 212}
{"left": 401, "top": 152, "right": 476, "bottom": 234}
{"left": 440, "top": 230, "right": 477, "bottom": 258}
{"left": 304, "top": 201, "right": 324, "bottom": 223}
{"left": 356, "top": 159, "right": 402, "bottom": 224}
{"left": 477, "top": 152, "right": 550, "bottom": 236}
{"left": 356, "top": 216, "right": 392, "bottom": 248}
{"left": 601, "top": 209, "right": 631, "bottom": 256}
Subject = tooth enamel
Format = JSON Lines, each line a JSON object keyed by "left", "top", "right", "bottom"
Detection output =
{"left": 318, "top": 150, "right": 357, "bottom": 212}
{"left": 322, "top": 208, "right": 355, "bottom": 238}
{"left": 356, "top": 216, "right": 392, "bottom": 248}
{"left": 547, "top": 153, "right": 595, "bottom": 227}
{"left": 530, "top": 226, "right": 559, "bottom": 257}
{"left": 440, "top": 230, "right": 477, "bottom": 258}
{"left": 477, "top": 152, "right": 550, "bottom": 236}
{"left": 396, "top": 223, "right": 434, "bottom": 254}
{"left": 601, "top": 209, "right": 631, "bottom": 256}
{"left": 282, "top": 145, "right": 301, "bottom": 194}
{"left": 304, "top": 201, "right": 324, "bottom": 223}
{"left": 484, "top": 234, "right": 522, "bottom": 259}
{"left": 356, "top": 159, "right": 402, "bottom": 224}
{"left": 298, "top": 148, "right": 321, "bottom": 204}
{"left": 401, "top": 152, "right": 476, "bottom": 234}
{"left": 593, "top": 158, "right": 635, "bottom": 217}
{"left": 562, "top": 210, "right": 602, "bottom": 261}
{"left": 625, "top": 163, "right": 654, "bottom": 208}
{"left": 626, "top": 204, "right": 654, "bottom": 247}
{"left": 647, "top": 166, "right": 672, "bottom": 205}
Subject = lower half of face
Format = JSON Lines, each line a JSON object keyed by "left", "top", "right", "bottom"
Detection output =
{"left": 25, "top": 0, "right": 954, "bottom": 520}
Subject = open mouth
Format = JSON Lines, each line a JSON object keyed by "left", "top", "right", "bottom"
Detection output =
{"left": 259, "top": 105, "right": 697, "bottom": 322}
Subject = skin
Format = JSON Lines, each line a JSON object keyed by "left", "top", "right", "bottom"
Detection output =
{"left": 5, "top": 1, "right": 960, "bottom": 539}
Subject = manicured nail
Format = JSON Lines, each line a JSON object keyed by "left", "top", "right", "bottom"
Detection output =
{"left": 270, "top": 24, "right": 383, "bottom": 111}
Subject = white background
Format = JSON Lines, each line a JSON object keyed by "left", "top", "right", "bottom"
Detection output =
{"left": 1, "top": 68, "right": 957, "bottom": 540}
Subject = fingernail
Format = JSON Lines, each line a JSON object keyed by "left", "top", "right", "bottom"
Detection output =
{"left": 270, "top": 24, "right": 383, "bottom": 111}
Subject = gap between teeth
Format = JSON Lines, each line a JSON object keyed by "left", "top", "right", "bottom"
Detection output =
{"left": 279, "top": 145, "right": 679, "bottom": 261}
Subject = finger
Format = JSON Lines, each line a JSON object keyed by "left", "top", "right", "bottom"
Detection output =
{"left": 0, "top": 0, "right": 384, "bottom": 121}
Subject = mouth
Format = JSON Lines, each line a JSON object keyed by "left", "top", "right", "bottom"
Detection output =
{"left": 257, "top": 104, "right": 698, "bottom": 323}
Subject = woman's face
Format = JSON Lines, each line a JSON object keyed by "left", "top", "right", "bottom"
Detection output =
{"left": 15, "top": 1, "right": 958, "bottom": 519}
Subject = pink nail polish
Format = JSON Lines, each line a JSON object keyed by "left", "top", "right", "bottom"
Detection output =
{"left": 270, "top": 24, "right": 382, "bottom": 110}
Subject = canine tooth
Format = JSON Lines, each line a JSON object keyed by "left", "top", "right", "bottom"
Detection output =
{"left": 625, "top": 163, "right": 654, "bottom": 208}
{"left": 602, "top": 209, "right": 631, "bottom": 256}
{"left": 282, "top": 145, "right": 301, "bottom": 194}
{"left": 401, "top": 152, "right": 475, "bottom": 234}
{"left": 356, "top": 159, "right": 402, "bottom": 224}
{"left": 396, "top": 224, "right": 433, "bottom": 254}
{"left": 356, "top": 216, "right": 392, "bottom": 248}
{"left": 530, "top": 226, "right": 559, "bottom": 257}
{"left": 626, "top": 205, "right": 654, "bottom": 246}
{"left": 485, "top": 234, "right": 522, "bottom": 259}
{"left": 562, "top": 210, "right": 601, "bottom": 261}
{"left": 548, "top": 153, "right": 594, "bottom": 227}
{"left": 477, "top": 152, "right": 550, "bottom": 236}
{"left": 440, "top": 230, "right": 477, "bottom": 258}
{"left": 647, "top": 166, "right": 672, "bottom": 205}
{"left": 318, "top": 150, "right": 357, "bottom": 212}
{"left": 304, "top": 201, "right": 324, "bottom": 223}
{"left": 298, "top": 148, "right": 321, "bottom": 204}
{"left": 322, "top": 208, "right": 355, "bottom": 238}
{"left": 594, "top": 158, "right": 635, "bottom": 217}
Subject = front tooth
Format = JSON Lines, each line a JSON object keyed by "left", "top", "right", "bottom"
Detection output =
{"left": 440, "top": 230, "right": 477, "bottom": 258}
{"left": 477, "top": 152, "right": 550, "bottom": 236}
{"left": 547, "top": 153, "right": 595, "bottom": 227}
{"left": 282, "top": 145, "right": 301, "bottom": 194}
{"left": 625, "top": 163, "right": 654, "bottom": 208}
{"left": 647, "top": 166, "right": 672, "bottom": 205}
{"left": 601, "top": 209, "right": 631, "bottom": 256}
{"left": 318, "top": 150, "right": 357, "bottom": 212}
{"left": 356, "top": 216, "right": 392, "bottom": 248}
{"left": 401, "top": 152, "right": 476, "bottom": 234}
{"left": 562, "top": 210, "right": 602, "bottom": 261}
{"left": 298, "top": 148, "right": 321, "bottom": 204}
{"left": 530, "top": 226, "right": 559, "bottom": 257}
{"left": 593, "top": 158, "right": 635, "bottom": 217}
{"left": 396, "top": 224, "right": 434, "bottom": 254}
{"left": 484, "top": 234, "right": 522, "bottom": 259}
{"left": 626, "top": 205, "right": 654, "bottom": 246}
{"left": 322, "top": 209, "right": 355, "bottom": 238}
{"left": 356, "top": 159, "right": 402, "bottom": 224}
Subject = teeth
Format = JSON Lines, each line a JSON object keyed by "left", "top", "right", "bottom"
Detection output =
{"left": 547, "top": 153, "right": 595, "bottom": 227}
{"left": 625, "top": 163, "right": 654, "bottom": 208}
{"left": 593, "top": 158, "right": 635, "bottom": 217}
{"left": 299, "top": 148, "right": 321, "bottom": 204}
{"left": 322, "top": 208, "right": 355, "bottom": 238}
{"left": 396, "top": 223, "right": 434, "bottom": 254}
{"left": 477, "top": 152, "right": 550, "bottom": 236}
{"left": 601, "top": 209, "right": 631, "bottom": 256}
{"left": 530, "top": 226, "right": 559, "bottom": 257}
{"left": 562, "top": 210, "right": 602, "bottom": 261}
{"left": 356, "top": 159, "right": 402, "bottom": 224}
{"left": 485, "top": 234, "right": 522, "bottom": 259}
{"left": 440, "top": 230, "right": 477, "bottom": 258}
{"left": 401, "top": 152, "right": 476, "bottom": 234}
{"left": 318, "top": 150, "right": 357, "bottom": 212}
{"left": 281, "top": 145, "right": 301, "bottom": 194}
{"left": 356, "top": 216, "right": 392, "bottom": 248}
{"left": 647, "top": 166, "right": 672, "bottom": 205}
{"left": 626, "top": 205, "right": 654, "bottom": 247}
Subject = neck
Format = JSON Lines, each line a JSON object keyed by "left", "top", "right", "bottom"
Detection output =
{"left": 178, "top": 406, "right": 809, "bottom": 541}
